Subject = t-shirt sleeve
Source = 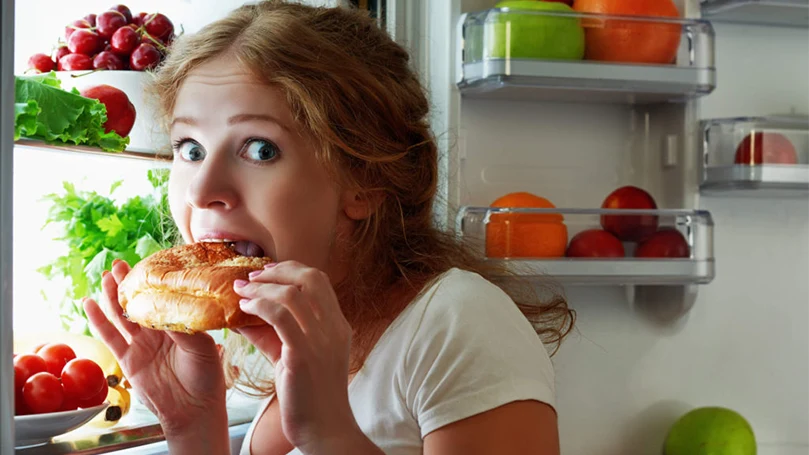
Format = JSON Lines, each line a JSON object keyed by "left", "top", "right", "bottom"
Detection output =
{"left": 401, "top": 270, "right": 557, "bottom": 438}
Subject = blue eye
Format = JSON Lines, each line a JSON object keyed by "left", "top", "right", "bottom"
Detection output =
{"left": 175, "top": 140, "right": 206, "bottom": 162}
{"left": 243, "top": 139, "right": 279, "bottom": 162}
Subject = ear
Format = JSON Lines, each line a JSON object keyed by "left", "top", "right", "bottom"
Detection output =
{"left": 341, "top": 189, "right": 383, "bottom": 221}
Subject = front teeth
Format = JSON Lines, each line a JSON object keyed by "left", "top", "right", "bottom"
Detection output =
{"left": 199, "top": 239, "right": 236, "bottom": 243}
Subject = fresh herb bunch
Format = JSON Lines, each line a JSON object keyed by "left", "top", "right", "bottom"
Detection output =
{"left": 38, "top": 168, "right": 179, "bottom": 335}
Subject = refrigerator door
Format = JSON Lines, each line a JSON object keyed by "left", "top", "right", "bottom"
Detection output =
{"left": 1, "top": 0, "right": 15, "bottom": 453}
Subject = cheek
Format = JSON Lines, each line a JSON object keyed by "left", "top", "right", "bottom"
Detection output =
{"left": 167, "top": 166, "right": 190, "bottom": 237}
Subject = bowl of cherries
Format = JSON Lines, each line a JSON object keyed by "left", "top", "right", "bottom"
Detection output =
{"left": 27, "top": 4, "right": 178, "bottom": 74}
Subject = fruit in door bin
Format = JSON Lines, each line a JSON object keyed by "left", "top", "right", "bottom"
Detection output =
{"left": 664, "top": 407, "right": 756, "bottom": 455}
{"left": 573, "top": 0, "right": 681, "bottom": 64}
{"left": 487, "top": 1, "right": 585, "bottom": 61}
{"left": 486, "top": 192, "right": 568, "bottom": 258}
{"left": 634, "top": 229, "right": 689, "bottom": 258}
{"left": 734, "top": 131, "right": 798, "bottom": 165}
{"left": 27, "top": 53, "right": 55, "bottom": 73}
{"left": 600, "top": 185, "right": 659, "bottom": 242}
{"left": 79, "top": 84, "right": 137, "bottom": 137}
{"left": 565, "top": 229, "right": 625, "bottom": 257}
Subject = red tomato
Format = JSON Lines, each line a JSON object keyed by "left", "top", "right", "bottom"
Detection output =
{"left": 38, "top": 343, "right": 77, "bottom": 378}
{"left": 13, "top": 354, "right": 47, "bottom": 391}
{"left": 32, "top": 343, "right": 47, "bottom": 354}
{"left": 734, "top": 132, "right": 798, "bottom": 165}
{"left": 78, "top": 385, "right": 108, "bottom": 408}
{"left": 635, "top": 229, "right": 690, "bottom": 258}
{"left": 23, "top": 372, "right": 64, "bottom": 414}
{"left": 58, "top": 391, "right": 80, "bottom": 412}
{"left": 61, "top": 358, "right": 106, "bottom": 401}
{"left": 15, "top": 389, "right": 30, "bottom": 416}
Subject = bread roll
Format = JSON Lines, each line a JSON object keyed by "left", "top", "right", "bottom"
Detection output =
{"left": 118, "top": 242, "right": 273, "bottom": 333}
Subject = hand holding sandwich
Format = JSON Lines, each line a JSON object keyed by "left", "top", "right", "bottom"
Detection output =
{"left": 83, "top": 259, "right": 231, "bottom": 454}
{"left": 235, "top": 261, "right": 382, "bottom": 455}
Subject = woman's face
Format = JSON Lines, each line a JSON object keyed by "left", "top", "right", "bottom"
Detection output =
{"left": 168, "top": 52, "right": 361, "bottom": 281}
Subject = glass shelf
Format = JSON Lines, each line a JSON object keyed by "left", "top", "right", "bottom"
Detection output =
{"left": 456, "top": 8, "right": 716, "bottom": 104}
{"left": 457, "top": 207, "right": 715, "bottom": 285}
{"left": 700, "top": 116, "right": 809, "bottom": 195}
{"left": 14, "top": 139, "right": 172, "bottom": 162}
{"left": 701, "top": 0, "right": 809, "bottom": 28}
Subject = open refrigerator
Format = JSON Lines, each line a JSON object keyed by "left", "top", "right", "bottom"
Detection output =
{"left": 2, "top": 0, "right": 808, "bottom": 453}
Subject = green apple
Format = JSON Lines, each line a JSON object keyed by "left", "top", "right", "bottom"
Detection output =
{"left": 485, "top": 1, "right": 585, "bottom": 61}
{"left": 664, "top": 407, "right": 757, "bottom": 455}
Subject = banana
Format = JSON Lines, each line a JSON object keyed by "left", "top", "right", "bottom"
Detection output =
{"left": 85, "top": 385, "right": 131, "bottom": 429}
{"left": 14, "top": 331, "right": 125, "bottom": 387}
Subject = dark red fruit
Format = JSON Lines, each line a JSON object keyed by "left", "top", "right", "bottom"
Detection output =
{"left": 67, "top": 29, "right": 102, "bottom": 56}
{"left": 110, "top": 4, "right": 133, "bottom": 23}
{"left": 28, "top": 53, "right": 55, "bottom": 73}
{"left": 566, "top": 229, "right": 625, "bottom": 258}
{"left": 84, "top": 13, "right": 97, "bottom": 27}
{"left": 144, "top": 13, "right": 174, "bottom": 41}
{"left": 111, "top": 26, "right": 140, "bottom": 55}
{"left": 130, "top": 43, "right": 160, "bottom": 70}
{"left": 79, "top": 84, "right": 137, "bottom": 136}
{"left": 635, "top": 229, "right": 690, "bottom": 258}
{"left": 65, "top": 19, "right": 92, "bottom": 41}
{"left": 54, "top": 45, "right": 70, "bottom": 63}
{"left": 93, "top": 51, "right": 124, "bottom": 70}
{"left": 96, "top": 10, "right": 128, "bottom": 40}
{"left": 58, "top": 53, "right": 93, "bottom": 71}
{"left": 132, "top": 12, "right": 148, "bottom": 27}
{"left": 78, "top": 385, "right": 108, "bottom": 408}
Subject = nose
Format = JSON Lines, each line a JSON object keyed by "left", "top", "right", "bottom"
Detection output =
{"left": 185, "top": 154, "right": 240, "bottom": 211}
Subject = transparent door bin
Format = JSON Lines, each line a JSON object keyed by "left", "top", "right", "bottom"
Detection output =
{"left": 457, "top": 207, "right": 715, "bottom": 285}
{"left": 700, "top": 116, "right": 809, "bottom": 194}
{"left": 456, "top": 7, "right": 716, "bottom": 104}
{"left": 701, "top": 0, "right": 809, "bottom": 28}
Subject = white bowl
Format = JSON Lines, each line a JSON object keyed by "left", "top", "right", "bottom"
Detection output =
{"left": 14, "top": 401, "right": 109, "bottom": 448}
{"left": 53, "top": 70, "right": 171, "bottom": 157}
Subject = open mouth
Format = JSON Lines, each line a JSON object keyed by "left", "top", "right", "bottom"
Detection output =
{"left": 199, "top": 239, "right": 266, "bottom": 257}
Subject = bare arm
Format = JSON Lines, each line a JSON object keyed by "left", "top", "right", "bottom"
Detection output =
{"left": 424, "top": 400, "right": 560, "bottom": 455}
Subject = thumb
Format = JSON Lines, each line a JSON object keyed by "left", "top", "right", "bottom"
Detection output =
{"left": 237, "top": 325, "right": 282, "bottom": 365}
{"left": 167, "top": 330, "right": 219, "bottom": 357}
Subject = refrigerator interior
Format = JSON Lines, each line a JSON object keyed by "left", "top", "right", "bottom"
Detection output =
{"left": 425, "top": 0, "right": 809, "bottom": 454}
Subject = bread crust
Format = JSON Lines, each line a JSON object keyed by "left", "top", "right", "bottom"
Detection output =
{"left": 118, "top": 242, "right": 273, "bottom": 333}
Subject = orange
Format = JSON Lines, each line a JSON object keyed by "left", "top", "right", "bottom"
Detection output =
{"left": 485, "top": 192, "right": 568, "bottom": 259}
{"left": 573, "top": 0, "right": 681, "bottom": 64}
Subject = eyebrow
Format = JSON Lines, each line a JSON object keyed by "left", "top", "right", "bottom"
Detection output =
{"left": 171, "top": 113, "right": 288, "bottom": 130}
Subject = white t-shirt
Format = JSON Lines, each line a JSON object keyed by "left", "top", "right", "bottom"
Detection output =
{"left": 239, "top": 268, "right": 556, "bottom": 455}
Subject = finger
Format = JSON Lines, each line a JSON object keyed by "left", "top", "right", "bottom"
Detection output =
{"left": 235, "top": 281, "right": 318, "bottom": 334}
{"left": 100, "top": 271, "right": 141, "bottom": 339}
{"left": 84, "top": 297, "right": 129, "bottom": 360}
{"left": 166, "top": 330, "right": 219, "bottom": 357}
{"left": 239, "top": 298, "right": 307, "bottom": 353}
{"left": 249, "top": 262, "right": 339, "bottom": 321}
{"left": 110, "top": 259, "right": 130, "bottom": 284}
{"left": 237, "top": 324, "right": 282, "bottom": 365}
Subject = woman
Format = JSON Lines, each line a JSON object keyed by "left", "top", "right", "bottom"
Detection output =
{"left": 84, "top": 2, "right": 574, "bottom": 453}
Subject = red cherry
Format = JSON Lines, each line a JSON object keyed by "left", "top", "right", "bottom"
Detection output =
{"left": 97, "top": 10, "right": 128, "bottom": 40}
{"left": 144, "top": 13, "right": 174, "bottom": 41}
{"left": 132, "top": 12, "right": 148, "bottom": 27}
{"left": 28, "top": 53, "right": 55, "bottom": 73}
{"left": 68, "top": 29, "right": 102, "bottom": 56}
{"left": 58, "top": 53, "right": 93, "bottom": 71}
{"left": 111, "top": 26, "right": 141, "bottom": 55}
{"left": 53, "top": 45, "right": 70, "bottom": 63}
{"left": 110, "top": 4, "right": 133, "bottom": 23}
{"left": 65, "top": 19, "right": 92, "bottom": 41}
{"left": 84, "top": 13, "right": 97, "bottom": 27}
{"left": 93, "top": 51, "right": 125, "bottom": 70}
{"left": 130, "top": 43, "right": 160, "bottom": 71}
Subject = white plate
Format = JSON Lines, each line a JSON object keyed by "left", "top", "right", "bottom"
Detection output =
{"left": 14, "top": 401, "right": 109, "bottom": 448}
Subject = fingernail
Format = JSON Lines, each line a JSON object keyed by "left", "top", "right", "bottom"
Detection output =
{"left": 264, "top": 263, "right": 277, "bottom": 269}
{"left": 112, "top": 259, "right": 122, "bottom": 266}
{"left": 248, "top": 270, "right": 262, "bottom": 279}
{"left": 102, "top": 270, "right": 110, "bottom": 278}
{"left": 234, "top": 279, "right": 249, "bottom": 288}
{"left": 239, "top": 298, "right": 250, "bottom": 307}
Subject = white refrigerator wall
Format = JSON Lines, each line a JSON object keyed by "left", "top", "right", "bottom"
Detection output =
{"left": 442, "top": 7, "right": 809, "bottom": 455}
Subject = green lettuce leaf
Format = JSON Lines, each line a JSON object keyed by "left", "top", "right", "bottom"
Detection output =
{"left": 14, "top": 71, "right": 129, "bottom": 152}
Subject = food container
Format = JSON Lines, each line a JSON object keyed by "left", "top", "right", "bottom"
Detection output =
{"left": 700, "top": 115, "right": 809, "bottom": 193}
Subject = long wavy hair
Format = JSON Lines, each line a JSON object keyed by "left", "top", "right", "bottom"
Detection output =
{"left": 148, "top": 0, "right": 575, "bottom": 396}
